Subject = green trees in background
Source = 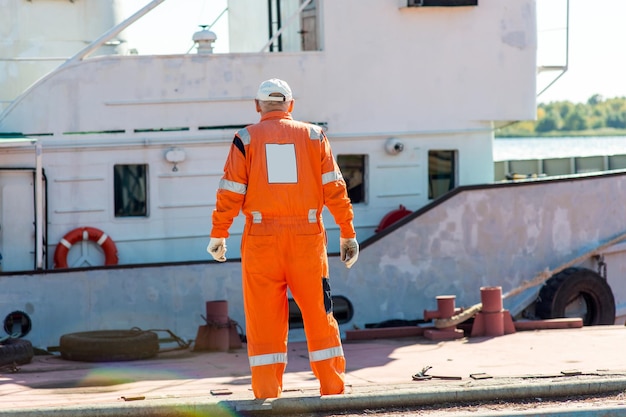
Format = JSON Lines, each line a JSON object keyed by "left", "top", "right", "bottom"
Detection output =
{"left": 496, "top": 95, "right": 626, "bottom": 137}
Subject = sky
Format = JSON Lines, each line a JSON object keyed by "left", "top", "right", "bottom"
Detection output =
{"left": 122, "top": 0, "right": 626, "bottom": 105}
{"left": 122, "top": 0, "right": 230, "bottom": 55}
{"left": 536, "top": 0, "right": 626, "bottom": 104}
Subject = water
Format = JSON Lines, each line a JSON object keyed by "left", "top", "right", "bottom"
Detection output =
{"left": 493, "top": 136, "right": 626, "bottom": 161}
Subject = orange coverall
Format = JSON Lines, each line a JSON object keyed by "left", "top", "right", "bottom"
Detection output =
{"left": 211, "top": 110, "right": 356, "bottom": 398}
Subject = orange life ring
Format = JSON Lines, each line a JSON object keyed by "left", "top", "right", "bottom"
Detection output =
{"left": 53, "top": 227, "right": 118, "bottom": 268}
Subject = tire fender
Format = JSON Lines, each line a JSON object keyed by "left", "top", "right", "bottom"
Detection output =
{"left": 536, "top": 267, "right": 616, "bottom": 325}
{"left": 59, "top": 330, "right": 159, "bottom": 362}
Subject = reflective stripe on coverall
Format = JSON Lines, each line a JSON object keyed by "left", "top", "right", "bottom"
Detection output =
{"left": 211, "top": 110, "right": 355, "bottom": 398}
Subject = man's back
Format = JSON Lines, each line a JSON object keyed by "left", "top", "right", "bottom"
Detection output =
{"left": 241, "top": 111, "right": 326, "bottom": 220}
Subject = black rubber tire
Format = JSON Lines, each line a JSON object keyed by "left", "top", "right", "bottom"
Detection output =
{"left": 0, "top": 338, "right": 34, "bottom": 367}
{"left": 59, "top": 330, "right": 159, "bottom": 362}
{"left": 535, "top": 267, "right": 616, "bottom": 325}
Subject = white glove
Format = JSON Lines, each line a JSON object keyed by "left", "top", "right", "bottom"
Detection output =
{"left": 207, "top": 237, "right": 227, "bottom": 262}
{"left": 340, "top": 237, "right": 359, "bottom": 269}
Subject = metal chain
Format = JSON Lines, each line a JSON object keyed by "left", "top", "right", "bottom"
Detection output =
{"left": 200, "top": 315, "right": 231, "bottom": 329}
{"left": 129, "top": 327, "right": 192, "bottom": 351}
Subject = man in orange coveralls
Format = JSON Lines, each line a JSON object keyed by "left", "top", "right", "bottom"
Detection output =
{"left": 207, "top": 78, "right": 359, "bottom": 399}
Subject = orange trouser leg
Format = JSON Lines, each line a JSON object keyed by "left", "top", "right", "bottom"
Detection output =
{"left": 249, "top": 362, "right": 287, "bottom": 399}
{"left": 241, "top": 230, "right": 289, "bottom": 399}
{"left": 286, "top": 233, "right": 346, "bottom": 396}
{"left": 311, "top": 355, "right": 346, "bottom": 395}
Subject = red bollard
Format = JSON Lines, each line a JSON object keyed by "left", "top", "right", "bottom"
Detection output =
{"left": 471, "top": 286, "right": 516, "bottom": 337}
{"left": 194, "top": 300, "right": 230, "bottom": 352}
{"left": 423, "top": 295, "right": 464, "bottom": 340}
{"left": 423, "top": 295, "right": 458, "bottom": 320}
{"left": 480, "top": 286, "right": 505, "bottom": 336}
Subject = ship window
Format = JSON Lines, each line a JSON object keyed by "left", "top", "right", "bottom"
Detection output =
{"left": 300, "top": 0, "right": 318, "bottom": 51}
{"left": 288, "top": 296, "right": 353, "bottom": 329}
{"left": 428, "top": 150, "right": 457, "bottom": 200}
{"left": 114, "top": 164, "right": 148, "bottom": 217}
{"left": 337, "top": 154, "right": 366, "bottom": 204}
{"left": 267, "top": 0, "right": 320, "bottom": 52}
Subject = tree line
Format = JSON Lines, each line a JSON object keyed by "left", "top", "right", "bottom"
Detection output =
{"left": 496, "top": 95, "right": 626, "bottom": 137}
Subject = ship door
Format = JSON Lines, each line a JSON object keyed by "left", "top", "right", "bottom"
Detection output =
{"left": 0, "top": 170, "right": 36, "bottom": 272}
{"left": 300, "top": 0, "right": 318, "bottom": 51}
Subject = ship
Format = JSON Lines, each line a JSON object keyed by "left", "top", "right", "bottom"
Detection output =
{"left": 5, "top": 0, "right": 623, "bottom": 353}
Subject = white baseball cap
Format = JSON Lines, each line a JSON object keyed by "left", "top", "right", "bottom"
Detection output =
{"left": 256, "top": 78, "right": 293, "bottom": 102}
